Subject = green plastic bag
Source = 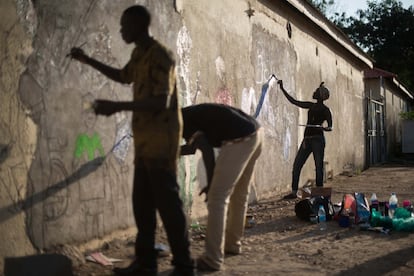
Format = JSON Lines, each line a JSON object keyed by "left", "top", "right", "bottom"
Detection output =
{"left": 393, "top": 208, "right": 414, "bottom": 231}
{"left": 371, "top": 208, "right": 414, "bottom": 231}
{"left": 394, "top": 207, "right": 411, "bottom": 219}
{"left": 393, "top": 217, "right": 414, "bottom": 231}
{"left": 370, "top": 210, "right": 393, "bottom": 229}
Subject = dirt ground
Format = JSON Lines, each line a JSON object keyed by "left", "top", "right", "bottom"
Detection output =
{"left": 72, "top": 162, "right": 414, "bottom": 276}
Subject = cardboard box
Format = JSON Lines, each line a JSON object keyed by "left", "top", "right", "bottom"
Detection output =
{"left": 311, "top": 187, "right": 332, "bottom": 199}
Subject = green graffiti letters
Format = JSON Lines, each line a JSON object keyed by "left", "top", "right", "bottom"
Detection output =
{"left": 74, "top": 133, "right": 105, "bottom": 160}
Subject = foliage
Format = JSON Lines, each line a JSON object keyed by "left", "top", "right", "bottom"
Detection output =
{"left": 308, "top": 0, "right": 414, "bottom": 93}
{"left": 306, "top": 0, "right": 335, "bottom": 15}
{"left": 399, "top": 111, "right": 414, "bottom": 120}
{"left": 340, "top": 1, "right": 414, "bottom": 91}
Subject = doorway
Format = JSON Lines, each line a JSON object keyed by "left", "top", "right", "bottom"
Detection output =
{"left": 366, "top": 98, "right": 386, "bottom": 165}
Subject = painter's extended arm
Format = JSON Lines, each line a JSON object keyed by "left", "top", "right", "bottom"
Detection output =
{"left": 278, "top": 80, "right": 311, "bottom": 108}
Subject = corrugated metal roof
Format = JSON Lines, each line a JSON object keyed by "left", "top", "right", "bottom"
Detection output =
{"left": 364, "top": 68, "right": 396, "bottom": 79}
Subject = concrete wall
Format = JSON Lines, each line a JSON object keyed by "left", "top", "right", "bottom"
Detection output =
{"left": 1, "top": 0, "right": 372, "bottom": 264}
{"left": 385, "top": 83, "right": 404, "bottom": 157}
{"left": 0, "top": 0, "right": 38, "bottom": 271}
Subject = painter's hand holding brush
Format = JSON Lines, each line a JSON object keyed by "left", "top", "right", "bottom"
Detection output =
{"left": 67, "top": 45, "right": 122, "bottom": 82}
{"left": 67, "top": 47, "right": 88, "bottom": 63}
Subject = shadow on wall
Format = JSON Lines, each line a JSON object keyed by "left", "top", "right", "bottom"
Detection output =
{"left": 0, "top": 144, "right": 11, "bottom": 164}
{"left": 4, "top": 253, "right": 73, "bottom": 276}
{"left": 0, "top": 157, "right": 105, "bottom": 224}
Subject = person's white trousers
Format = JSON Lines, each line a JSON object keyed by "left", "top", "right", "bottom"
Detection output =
{"left": 202, "top": 128, "right": 263, "bottom": 270}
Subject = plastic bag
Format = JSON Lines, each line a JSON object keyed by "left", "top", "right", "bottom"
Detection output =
{"left": 393, "top": 218, "right": 414, "bottom": 231}
{"left": 371, "top": 208, "right": 414, "bottom": 231}
{"left": 370, "top": 210, "right": 393, "bottom": 229}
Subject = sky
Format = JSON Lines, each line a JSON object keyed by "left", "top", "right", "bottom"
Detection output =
{"left": 332, "top": 0, "right": 414, "bottom": 16}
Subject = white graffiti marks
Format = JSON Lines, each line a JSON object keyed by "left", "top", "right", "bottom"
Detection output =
{"left": 283, "top": 127, "right": 292, "bottom": 161}
{"left": 215, "top": 56, "right": 226, "bottom": 83}
{"left": 176, "top": 26, "right": 193, "bottom": 106}
{"left": 254, "top": 39, "right": 276, "bottom": 85}
{"left": 112, "top": 119, "right": 132, "bottom": 164}
{"left": 241, "top": 87, "right": 257, "bottom": 116}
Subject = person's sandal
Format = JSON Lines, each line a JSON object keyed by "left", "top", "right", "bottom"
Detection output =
{"left": 196, "top": 258, "right": 219, "bottom": 272}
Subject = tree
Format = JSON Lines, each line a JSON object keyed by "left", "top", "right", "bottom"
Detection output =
{"left": 309, "top": 0, "right": 414, "bottom": 92}
{"left": 339, "top": 1, "right": 414, "bottom": 91}
{"left": 306, "top": 0, "right": 336, "bottom": 15}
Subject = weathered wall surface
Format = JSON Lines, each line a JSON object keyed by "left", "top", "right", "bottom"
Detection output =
{"left": 0, "top": 0, "right": 38, "bottom": 270}
{"left": 386, "top": 87, "right": 403, "bottom": 157}
{"left": 1, "top": 0, "right": 371, "bottom": 265}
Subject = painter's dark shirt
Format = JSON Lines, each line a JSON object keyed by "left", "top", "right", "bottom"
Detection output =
{"left": 182, "top": 103, "right": 260, "bottom": 147}
{"left": 304, "top": 103, "right": 332, "bottom": 137}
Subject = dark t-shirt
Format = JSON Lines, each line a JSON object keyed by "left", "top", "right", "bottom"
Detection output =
{"left": 182, "top": 103, "right": 260, "bottom": 147}
{"left": 304, "top": 103, "right": 332, "bottom": 137}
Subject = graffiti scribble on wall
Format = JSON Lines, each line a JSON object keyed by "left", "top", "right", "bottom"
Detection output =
{"left": 214, "top": 56, "right": 233, "bottom": 105}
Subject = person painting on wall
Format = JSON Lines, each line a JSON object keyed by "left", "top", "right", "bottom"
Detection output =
{"left": 278, "top": 80, "right": 333, "bottom": 200}
{"left": 180, "top": 103, "right": 263, "bottom": 271}
{"left": 68, "top": 5, "right": 196, "bottom": 276}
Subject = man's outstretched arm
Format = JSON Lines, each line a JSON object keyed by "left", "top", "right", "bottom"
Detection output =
{"left": 93, "top": 95, "right": 171, "bottom": 117}
{"left": 68, "top": 47, "right": 125, "bottom": 83}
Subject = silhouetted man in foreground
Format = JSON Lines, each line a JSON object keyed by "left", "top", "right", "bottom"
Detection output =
{"left": 69, "top": 5, "right": 195, "bottom": 276}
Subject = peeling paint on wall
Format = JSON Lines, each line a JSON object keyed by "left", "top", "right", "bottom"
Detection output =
{"left": 283, "top": 127, "right": 292, "bottom": 161}
{"left": 176, "top": 24, "right": 198, "bottom": 210}
{"left": 214, "top": 56, "right": 233, "bottom": 105}
{"left": 177, "top": 25, "right": 193, "bottom": 106}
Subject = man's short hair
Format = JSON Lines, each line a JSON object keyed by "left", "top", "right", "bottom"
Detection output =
{"left": 123, "top": 5, "right": 151, "bottom": 28}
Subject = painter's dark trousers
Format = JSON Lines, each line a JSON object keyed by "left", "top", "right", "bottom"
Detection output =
{"left": 292, "top": 136, "right": 325, "bottom": 191}
{"left": 132, "top": 158, "right": 193, "bottom": 270}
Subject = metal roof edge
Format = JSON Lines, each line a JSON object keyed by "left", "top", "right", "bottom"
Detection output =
{"left": 365, "top": 68, "right": 413, "bottom": 99}
{"left": 393, "top": 78, "right": 414, "bottom": 100}
{"left": 284, "top": 0, "right": 374, "bottom": 68}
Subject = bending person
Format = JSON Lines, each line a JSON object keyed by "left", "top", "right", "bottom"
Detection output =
{"left": 180, "top": 103, "right": 263, "bottom": 271}
{"left": 278, "top": 80, "right": 332, "bottom": 200}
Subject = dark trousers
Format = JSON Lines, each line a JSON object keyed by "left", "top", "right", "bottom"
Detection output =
{"left": 133, "top": 158, "right": 193, "bottom": 269}
{"left": 291, "top": 136, "right": 325, "bottom": 191}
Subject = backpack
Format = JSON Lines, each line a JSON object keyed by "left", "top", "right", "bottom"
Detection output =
{"left": 295, "top": 198, "right": 314, "bottom": 221}
{"left": 295, "top": 196, "right": 334, "bottom": 221}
